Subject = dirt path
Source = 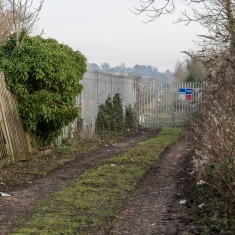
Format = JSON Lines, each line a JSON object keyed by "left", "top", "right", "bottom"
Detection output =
{"left": 108, "top": 137, "right": 193, "bottom": 235}
{"left": 0, "top": 130, "right": 158, "bottom": 234}
{"left": 0, "top": 130, "right": 195, "bottom": 235}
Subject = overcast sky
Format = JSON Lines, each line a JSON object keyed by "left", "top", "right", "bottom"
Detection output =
{"left": 35, "top": 0, "right": 204, "bottom": 72}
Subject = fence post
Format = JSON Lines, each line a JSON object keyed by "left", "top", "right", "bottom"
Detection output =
{"left": 171, "top": 107, "right": 175, "bottom": 128}
{"left": 96, "top": 70, "right": 99, "bottom": 112}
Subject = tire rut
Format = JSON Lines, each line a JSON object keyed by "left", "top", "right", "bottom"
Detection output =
{"left": 108, "top": 137, "right": 193, "bottom": 235}
{"left": 0, "top": 129, "right": 158, "bottom": 234}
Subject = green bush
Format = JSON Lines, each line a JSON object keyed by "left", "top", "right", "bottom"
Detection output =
{"left": 95, "top": 94, "right": 125, "bottom": 135}
{"left": 113, "top": 93, "right": 124, "bottom": 132}
{"left": 95, "top": 94, "right": 138, "bottom": 135}
{"left": 0, "top": 33, "right": 87, "bottom": 145}
{"left": 125, "top": 105, "right": 137, "bottom": 132}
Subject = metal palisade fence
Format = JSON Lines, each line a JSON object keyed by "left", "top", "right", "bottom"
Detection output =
{"left": 57, "top": 71, "right": 137, "bottom": 144}
{"left": 59, "top": 72, "right": 206, "bottom": 143}
{"left": 136, "top": 81, "right": 206, "bottom": 128}
{"left": 81, "top": 71, "right": 136, "bottom": 132}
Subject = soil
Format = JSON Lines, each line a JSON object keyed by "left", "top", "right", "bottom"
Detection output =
{"left": 108, "top": 136, "right": 196, "bottom": 235}
{"left": 0, "top": 129, "right": 196, "bottom": 235}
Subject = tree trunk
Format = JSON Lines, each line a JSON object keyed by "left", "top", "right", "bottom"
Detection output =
{"left": 225, "top": 0, "right": 235, "bottom": 52}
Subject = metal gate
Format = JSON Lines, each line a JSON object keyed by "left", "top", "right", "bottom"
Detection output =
{"left": 136, "top": 82, "right": 206, "bottom": 128}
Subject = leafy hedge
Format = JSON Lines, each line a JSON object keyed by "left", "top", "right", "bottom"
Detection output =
{"left": 95, "top": 95, "right": 123, "bottom": 134}
{"left": 95, "top": 94, "right": 137, "bottom": 135}
{"left": 125, "top": 104, "right": 137, "bottom": 132}
{"left": 0, "top": 34, "right": 87, "bottom": 145}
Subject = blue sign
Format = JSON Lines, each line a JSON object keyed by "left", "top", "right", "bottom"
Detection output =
{"left": 186, "top": 88, "right": 192, "bottom": 94}
{"left": 179, "top": 88, "right": 186, "bottom": 93}
{"left": 178, "top": 88, "right": 193, "bottom": 101}
{"left": 179, "top": 88, "right": 192, "bottom": 94}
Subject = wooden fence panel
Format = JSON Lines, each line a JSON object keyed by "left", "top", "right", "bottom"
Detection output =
{"left": 0, "top": 72, "right": 35, "bottom": 167}
{"left": 0, "top": 112, "right": 12, "bottom": 165}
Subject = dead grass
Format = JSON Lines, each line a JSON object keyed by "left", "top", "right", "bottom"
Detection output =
{"left": 188, "top": 53, "right": 235, "bottom": 234}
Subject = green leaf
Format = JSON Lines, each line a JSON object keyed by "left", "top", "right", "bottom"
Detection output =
{"left": 0, "top": 33, "right": 87, "bottom": 145}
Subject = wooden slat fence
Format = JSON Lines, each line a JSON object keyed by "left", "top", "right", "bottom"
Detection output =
{"left": 0, "top": 72, "right": 35, "bottom": 168}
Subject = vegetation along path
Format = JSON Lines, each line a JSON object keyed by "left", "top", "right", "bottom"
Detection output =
{"left": 0, "top": 128, "right": 193, "bottom": 234}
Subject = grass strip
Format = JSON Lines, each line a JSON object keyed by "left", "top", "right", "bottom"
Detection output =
{"left": 12, "top": 128, "right": 183, "bottom": 235}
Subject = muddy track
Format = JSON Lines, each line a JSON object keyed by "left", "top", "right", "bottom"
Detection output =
{"left": 108, "top": 137, "right": 194, "bottom": 235}
{"left": 0, "top": 129, "right": 158, "bottom": 234}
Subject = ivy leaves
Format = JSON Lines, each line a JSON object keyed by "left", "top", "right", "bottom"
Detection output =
{"left": 0, "top": 34, "right": 87, "bottom": 145}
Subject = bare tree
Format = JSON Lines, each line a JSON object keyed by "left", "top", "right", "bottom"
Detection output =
{"left": 132, "top": 0, "right": 175, "bottom": 23}
{"left": 174, "top": 55, "right": 208, "bottom": 82}
{"left": 101, "top": 62, "right": 111, "bottom": 71}
{"left": 0, "top": 0, "right": 44, "bottom": 45}
{"left": 0, "top": 2, "right": 12, "bottom": 43}
{"left": 174, "top": 60, "right": 188, "bottom": 82}
{"left": 186, "top": 57, "right": 208, "bottom": 81}
{"left": 133, "top": 0, "right": 235, "bottom": 53}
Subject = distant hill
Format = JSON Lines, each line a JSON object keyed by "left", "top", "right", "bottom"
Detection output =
{"left": 87, "top": 63, "right": 174, "bottom": 83}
